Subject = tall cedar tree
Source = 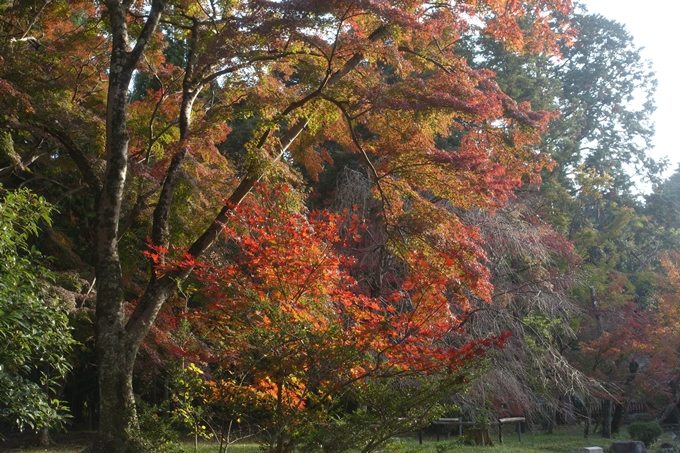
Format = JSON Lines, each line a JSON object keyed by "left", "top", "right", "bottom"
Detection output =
{"left": 0, "top": 1, "right": 572, "bottom": 451}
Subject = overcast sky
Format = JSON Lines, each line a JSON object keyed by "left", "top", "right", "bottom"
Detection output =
{"left": 579, "top": 0, "right": 680, "bottom": 177}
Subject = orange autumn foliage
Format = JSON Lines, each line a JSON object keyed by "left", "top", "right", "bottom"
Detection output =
{"left": 182, "top": 184, "right": 509, "bottom": 442}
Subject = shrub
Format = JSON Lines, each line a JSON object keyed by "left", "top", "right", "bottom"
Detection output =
{"left": 0, "top": 187, "right": 75, "bottom": 434}
{"left": 627, "top": 421, "right": 663, "bottom": 446}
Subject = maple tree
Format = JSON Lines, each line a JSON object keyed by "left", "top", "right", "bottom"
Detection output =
{"left": 0, "top": 0, "right": 575, "bottom": 450}
{"left": 324, "top": 155, "right": 596, "bottom": 427}
{"left": 183, "top": 184, "right": 506, "bottom": 453}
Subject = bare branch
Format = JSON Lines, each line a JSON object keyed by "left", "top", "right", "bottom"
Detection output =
{"left": 397, "top": 45, "right": 452, "bottom": 74}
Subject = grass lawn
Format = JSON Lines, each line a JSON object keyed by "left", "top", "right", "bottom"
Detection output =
{"left": 0, "top": 432, "right": 261, "bottom": 453}
{"left": 396, "top": 425, "right": 678, "bottom": 453}
{"left": 2, "top": 425, "right": 678, "bottom": 453}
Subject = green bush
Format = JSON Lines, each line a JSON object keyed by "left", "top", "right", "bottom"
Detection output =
{"left": 627, "top": 421, "right": 663, "bottom": 446}
{"left": 132, "top": 398, "right": 187, "bottom": 453}
{"left": 0, "top": 186, "right": 75, "bottom": 433}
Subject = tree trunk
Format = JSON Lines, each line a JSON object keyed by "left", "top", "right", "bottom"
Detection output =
{"left": 602, "top": 400, "right": 612, "bottom": 439}
{"left": 560, "top": 394, "right": 576, "bottom": 424}
{"left": 591, "top": 286, "right": 603, "bottom": 336}
{"left": 36, "top": 426, "right": 51, "bottom": 447}
{"left": 612, "top": 403, "right": 624, "bottom": 434}
{"left": 84, "top": 327, "right": 140, "bottom": 452}
{"left": 88, "top": 1, "right": 167, "bottom": 451}
{"left": 657, "top": 371, "right": 680, "bottom": 423}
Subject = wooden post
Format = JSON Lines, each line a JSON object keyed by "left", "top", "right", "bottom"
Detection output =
{"left": 459, "top": 419, "right": 463, "bottom": 437}
{"left": 436, "top": 424, "right": 440, "bottom": 441}
{"left": 498, "top": 420, "right": 503, "bottom": 444}
{"left": 517, "top": 421, "right": 522, "bottom": 442}
{"left": 419, "top": 428, "right": 422, "bottom": 445}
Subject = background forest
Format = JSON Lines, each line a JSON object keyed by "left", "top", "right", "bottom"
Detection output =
{"left": 1, "top": 0, "right": 680, "bottom": 452}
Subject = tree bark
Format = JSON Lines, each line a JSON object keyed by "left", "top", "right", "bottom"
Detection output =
{"left": 560, "top": 394, "right": 576, "bottom": 424}
{"left": 89, "top": 1, "right": 167, "bottom": 451}
{"left": 611, "top": 403, "right": 624, "bottom": 434}
{"left": 36, "top": 426, "right": 51, "bottom": 447}
{"left": 591, "top": 286, "right": 603, "bottom": 337}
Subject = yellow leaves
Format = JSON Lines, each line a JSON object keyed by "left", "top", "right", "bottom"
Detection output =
{"left": 186, "top": 362, "right": 204, "bottom": 375}
{"left": 656, "top": 256, "right": 680, "bottom": 334}
{"left": 573, "top": 165, "right": 614, "bottom": 200}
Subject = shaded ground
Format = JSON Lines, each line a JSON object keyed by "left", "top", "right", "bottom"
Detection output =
{"left": 0, "top": 432, "right": 259, "bottom": 453}
{"left": 0, "top": 431, "right": 97, "bottom": 452}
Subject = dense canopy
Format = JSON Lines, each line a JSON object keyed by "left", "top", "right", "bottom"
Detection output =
{"left": 1, "top": 0, "right": 678, "bottom": 452}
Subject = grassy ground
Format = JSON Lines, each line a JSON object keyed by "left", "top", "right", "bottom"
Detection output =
{"left": 0, "top": 432, "right": 261, "bottom": 453}
{"left": 395, "top": 425, "right": 678, "bottom": 453}
{"left": 2, "top": 425, "right": 678, "bottom": 453}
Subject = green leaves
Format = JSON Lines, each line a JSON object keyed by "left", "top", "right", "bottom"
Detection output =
{"left": 0, "top": 185, "right": 74, "bottom": 433}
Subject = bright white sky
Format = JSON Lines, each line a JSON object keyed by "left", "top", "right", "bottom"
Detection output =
{"left": 579, "top": 0, "right": 680, "bottom": 178}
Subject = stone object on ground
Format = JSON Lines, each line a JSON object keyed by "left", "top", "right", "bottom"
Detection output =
{"left": 463, "top": 427, "right": 493, "bottom": 446}
{"left": 609, "top": 441, "right": 646, "bottom": 453}
{"left": 578, "top": 447, "right": 603, "bottom": 453}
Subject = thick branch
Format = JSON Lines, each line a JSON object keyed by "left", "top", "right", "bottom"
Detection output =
{"left": 126, "top": 0, "right": 168, "bottom": 74}
{"left": 125, "top": 23, "right": 389, "bottom": 345}
{"left": 118, "top": 188, "right": 154, "bottom": 240}
{"left": 150, "top": 17, "right": 206, "bottom": 249}
{"left": 41, "top": 125, "right": 102, "bottom": 195}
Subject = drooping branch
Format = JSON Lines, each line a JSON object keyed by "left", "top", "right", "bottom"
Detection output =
{"left": 11, "top": 122, "right": 102, "bottom": 196}
{"left": 322, "top": 95, "right": 391, "bottom": 214}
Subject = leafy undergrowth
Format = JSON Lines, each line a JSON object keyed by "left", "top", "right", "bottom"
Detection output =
{"left": 3, "top": 425, "right": 679, "bottom": 453}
